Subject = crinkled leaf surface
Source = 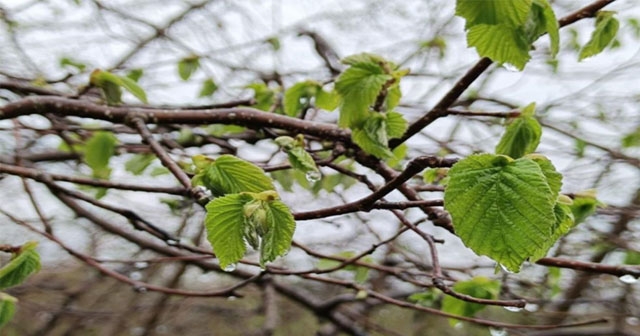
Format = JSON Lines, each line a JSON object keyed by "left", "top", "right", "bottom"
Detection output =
{"left": 286, "top": 146, "right": 318, "bottom": 173}
{"left": 205, "top": 194, "right": 252, "bottom": 269}
{"left": 351, "top": 115, "right": 393, "bottom": 159}
{"left": 456, "top": 0, "right": 532, "bottom": 28}
{"left": 202, "top": 155, "right": 275, "bottom": 196}
{"left": 385, "top": 111, "right": 408, "bottom": 139}
{"left": 467, "top": 24, "right": 531, "bottom": 70}
{"left": 259, "top": 199, "right": 296, "bottom": 266}
{"left": 444, "top": 154, "right": 556, "bottom": 272}
{"left": 0, "top": 241, "right": 41, "bottom": 290}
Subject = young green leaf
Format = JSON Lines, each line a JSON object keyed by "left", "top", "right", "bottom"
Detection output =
{"left": 570, "top": 193, "right": 600, "bottom": 224}
{"left": 529, "top": 0, "right": 560, "bottom": 57}
{"left": 351, "top": 115, "right": 393, "bottom": 159}
{"left": 0, "top": 242, "right": 41, "bottom": 290}
{"left": 444, "top": 154, "right": 556, "bottom": 272}
{"left": 385, "top": 111, "right": 408, "bottom": 139}
{"left": 178, "top": 56, "right": 200, "bottom": 81}
{"left": 335, "top": 58, "right": 392, "bottom": 127}
{"left": 495, "top": 103, "right": 542, "bottom": 158}
{"left": 245, "top": 83, "right": 277, "bottom": 111}
{"left": 126, "top": 68, "right": 144, "bottom": 82}
{"left": 195, "top": 154, "right": 275, "bottom": 196}
{"left": 59, "top": 57, "right": 86, "bottom": 72}
{"left": 259, "top": 196, "right": 296, "bottom": 266}
{"left": 314, "top": 89, "right": 340, "bottom": 111}
{"left": 125, "top": 154, "right": 156, "bottom": 175}
{"left": 467, "top": 24, "right": 531, "bottom": 70}
{"left": 84, "top": 131, "right": 118, "bottom": 178}
{"left": 530, "top": 202, "right": 575, "bottom": 260}
{"left": 119, "top": 76, "right": 148, "bottom": 103}
{"left": 442, "top": 276, "right": 501, "bottom": 325}
{"left": 283, "top": 81, "right": 320, "bottom": 117}
{"left": 456, "top": 0, "right": 532, "bottom": 28}
{"left": 205, "top": 193, "right": 252, "bottom": 269}
{"left": 199, "top": 78, "right": 218, "bottom": 97}
{"left": 286, "top": 147, "right": 319, "bottom": 173}
{"left": 621, "top": 127, "right": 640, "bottom": 148}
{"left": 386, "top": 143, "right": 407, "bottom": 168}
{"left": 0, "top": 293, "right": 17, "bottom": 329}
{"left": 624, "top": 250, "right": 640, "bottom": 265}
{"left": 526, "top": 154, "right": 562, "bottom": 198}
{"left": 579, "top": 11, "right": 619, "bottom": 61}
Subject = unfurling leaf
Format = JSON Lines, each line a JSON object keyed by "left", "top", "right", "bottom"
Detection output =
{"left": 84, "top": 131, "right": 118, "bottom": 180}
{"left": 352, "top": 115, "right": 393, "bottom": 159}
{"left": 335, "top": 62, "right": 391, "bottom": 127}
{"left": 0, "top": 241, "right": 41, "bottom": 290}
{"left": 90, "top": 69, "right": 148, "bottom": 104}
{"left": 442, "top": 277, "right": 501, "bottom": 325}
{"left": 579, "top": 11, "right": 619, "bottom": 61}
{"left": 283, "top": 81, "right": 320, "bottom": 117}
{"left": 444, "top": 154, "right": 556, "bottom": 272}
{"left": 495, "top": 103, "right": 541, "bottom": 158}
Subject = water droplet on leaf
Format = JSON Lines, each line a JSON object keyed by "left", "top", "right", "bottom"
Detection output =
{"left": 223, "top": 263, "right": 237, "bottom": 272}
{"left": 489, "top": 327, "right": 507, "bottom": 336}
{"left": 305, "top": 170, "right": 321, "bottom": 182}
{"left": 619, "top": 274, "right": 638, "bottom": 284}
{"left": 503, "top": 306, "right": 523, "bottom": 312}
{"left": 502, "top": 63, "right": 520, "bottom": 72}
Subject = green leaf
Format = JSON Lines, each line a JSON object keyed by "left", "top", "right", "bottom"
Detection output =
{"left": 579, "top": 11, "right": 619, "bottom": 61}
{"left": 206, "top": 124, "right": 246, "bottom": 137}
{"left": 286, "top": 147, "right": 319, "bottom": 173}
{"left": 526, "top": 154, "right": 562, "bottom": 198}
{"left": 351, "top": 115, "right": 393, "bottom": 159}
{"left": 341, "top": 53, "right": 389, "bottom": 66}
{"left": 199, "top": 78, "right": 218, "bottom": 97}
{"left": 246, "top": 83, "right": 277, "bottom": 111}
{"left": 409, "top": 289, "right": 440, "bottom": 307}
{"left": 178, "top": 56, "right": 200, "bottom": 81}
{"left": 570, "top": 193, "right": 599, "bottom": 224}
{"left": 0, "top": 241, "right": 41, "bottom": 290}
{"left": 125, "top": 154, "right": 155, "bottom": 175}
{"left": 456, "top": 0, "right": 532, "bottom": 28}
{"left": 530, "top": 0, "right": 560, "bottom": 57}
{"left": 467, "top": 24, "right": 531, "bottom": 70}
{"left": 442, "top": 276, "right": 500, "bottom": 325}
{"left": 385, "top": 111, "right": 408, "bottom": 139}
{"left": 283, "top": 81, "right": 320, "bottom": 117}
{"left": 316, "top": 251, "right": 372, "bottom": 283}
{"left": 118, "top": 76, "right": 148, "bottom": 103}
{"left": 196, "top": 155, "right": 275, "bottom": 196}
{"left": 336, "top": 60, "right": 392, "bottom": 127}
{"left": 385, "top": 85, "right": 402, "bottom": 111}
{"left": 530, "top": 202, "right": 575, "bottom": 260}
{"left": 259, "top": 197, "right": 296, "bottom": 266}
{"left": 621, "top": 127, "right": 640, "bottom": 148}
{"left": 444, "top": 154, "right": 556, "bottom": 272}
{"left": 150, "top": 167, "right": 170, "bottom": 176}
{"left": 495, "top": 103, "right": 541, "bottom": 158}
{"left": 386, "top": 143, "right": 407, "bottom": 168}
{"left": 0, "top": 293, "right": 17, "bottom": 329}
{"left": 624, "top": 250, "right": 640, "bottom": 265}
{"left": 126, "top": 68, "right": 144, "bottom": 82}
{"left": 84, "top": 131, "right": 117, "bottom": 177}
{"left": 205, "top": 194, "right": 252, "bottom": 269}
{"left": 315, "top": 89, "right": 340, "bottom": 111}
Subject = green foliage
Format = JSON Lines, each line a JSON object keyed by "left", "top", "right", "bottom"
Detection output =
{"left": 0, "top": 242, "right": 41, "bottom": 290}
{"left": 275, "top": 135, "right": 319, "bottom": 174}
{"left": 125, "top": 154, "right": 156, "bottom": 175}
{"left": 89, "top": 69, "right": 148, "bottom": 104}
{"left": 495, "top": 104, "right": 541, "bottom": 159}
{"left": 126, "top": 68, "right": 144, "bottom": 82}
{"left": 314, "top": 88, "right": 340, "bottom": 111}
{"left": 317, "top": 251, "right": 373, "bottom": 283}
{"left": 334, "top": 53, "right": 409, "bottom": 158}
{"left": 622, "top": 127, "right": 640, "bottom": 148}
{"left": 84, "top": 131, "right": 118, "bottom": 179}
{"left": 579, "top": 11, "right": 619, "bottom": 61}
{"left": 408, "top": 288, "right": 440, "bottom": 307}
{"left": 191, "top": 154, "right": 275, "bottom": 197}
{"left": 386, "top": 143, "right": 407, "bottom": 168}
{"left": 570, "top": 190, "right": 600, "bottom": 224}
{"left": 284, "top": 81, "right": 319, "bottom": 117}
{"left": 456, "top": 0, "right": 559, "bottom": 70}
{"left": 624, "top": 250, "right": 640, "bottom": 265}
{"left": 445, "top": 154, "right": 561, "bottom": 272}
{"left": 205, "top": 191, "right": 295, "bottom": 268}
{"left": 441, "top": 277, "right": 501, "bottom": 325}
{"left": 178, "top": 55, "right": 200, "bottom": 81}
{"left": 246, "top": 83, "right": 278, "bottom": 111}
{"left": 0, "top": 293, "right": 17, "bottom": 330}
{"left": 199, "top": 78, "right": 218, "bottom": 97}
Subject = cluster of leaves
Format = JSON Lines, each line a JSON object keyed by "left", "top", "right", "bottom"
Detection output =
{"left": 456, "top": 0, "right": 619, "bottom": 69}
{"left": 191, "top": 155, "right": 295, "bottom": 269}
{"left": 334, "top": 53, "right": 409, "bottom": 159}
{"left": 444, "top": 104, "right": 598, "bottom": 272}
{"left": 0, "top": 242, "right": 41, "bottom": 329}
